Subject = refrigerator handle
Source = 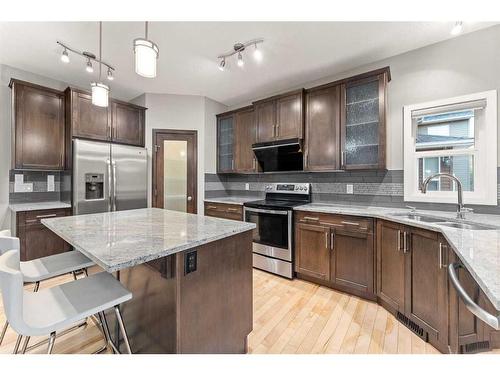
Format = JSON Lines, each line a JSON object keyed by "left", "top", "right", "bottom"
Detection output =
{"left": 106, "top": 159, "right": 112, "bottom": 211}
{"left": 112, "top": 160, "right": 117, "bottom": 211}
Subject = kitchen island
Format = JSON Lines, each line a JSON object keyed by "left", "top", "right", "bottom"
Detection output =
{"left": 42, "top": 208, "right": 256, "bottom": 354}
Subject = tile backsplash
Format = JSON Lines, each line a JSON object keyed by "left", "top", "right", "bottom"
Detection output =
{"left": 9, "top": 170, "right": 67, "bottom": 203}
{"left": 205, "top": 169, "right": 500, "bottom": 215}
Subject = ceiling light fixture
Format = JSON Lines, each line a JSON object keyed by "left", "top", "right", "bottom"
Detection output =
{"left": 85, "top": 59, "right": 94, "bottom": 73}
{"left": 61, "top": 49, "right": 70, "bottom": 63}
{"left": 91, "top": 22, "right": 109, "bottom": 108}
{"left": 218, "top": 58, "right": 226, "bottom": 71}
{"left": 237, "top": 52, "right": 244, "bottom": 67}
{"left": 134, "top": 21, "right": 159, "bottom": 78}
{"left": 217, "top": 38, "right": 263, "bottom": 72}
{"left": 107, "top": 68, "right": 114, "bottom": 81}
{"left": 451, "top": 21, "right": 463, "bottom": 36}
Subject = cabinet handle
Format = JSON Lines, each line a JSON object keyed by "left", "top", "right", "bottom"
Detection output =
{"left": 325, "top": 232, "right": 328, "bottom": 249}
{"left": 341, "top": 151, "right": 345, "bottom": 168}
{"left": 439, "top": 243, "right": 447, "bottom": 269}
{"left": 227, "top": 208, "right": 239, "bottom": 212}
{"left": 207, "top": 205, "right": 217, "bottom": 210}
{"left": 35, "top": 213, "right": 57, "bottom": 219}
{"left": 330, "top": 231, "right": 335, "bottom": 251}
{"left": 403, "top": 232, "right": 409, "bottom": 253}
{"left": 276, "top": 123, "right": 280, "bottom": 136}
{"left": 341, "top": 220, "right": 359, "bottom": 226}
{"left": 397, "top": 230, "right": 401, "bottom": 251}
{"left": 231, "top": 159, "right": 234, "bottom": 170}
{"left": 303, "top": 216, "right": 319, "bottom": 221}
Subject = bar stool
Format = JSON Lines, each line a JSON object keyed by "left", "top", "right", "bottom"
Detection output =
{"left": 0, "top": 231, "right": 95, "bottom": 350}
{"left": 0, "top": 249, "right": 133, "bottom": 354}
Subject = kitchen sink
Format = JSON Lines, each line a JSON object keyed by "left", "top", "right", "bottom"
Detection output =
{"left": 437, "top": 222, "right": 499, "bottom": 231}
{"left": 389, "top": 213, "right": 449, "bottom": 223}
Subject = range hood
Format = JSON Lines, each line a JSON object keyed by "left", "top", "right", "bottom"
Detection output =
{"left": 252, "top": 138, "right": 303, "bottom": 172}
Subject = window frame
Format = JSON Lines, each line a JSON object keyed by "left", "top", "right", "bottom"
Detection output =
{"left": 403, "top": 90, "right": 497, "bottom": 205}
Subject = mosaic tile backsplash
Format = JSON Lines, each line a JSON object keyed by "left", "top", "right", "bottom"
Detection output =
{"left": 205, "top": 169, "right": 500, "bottom": 215}
{"left": 9, "top": 170, "right": 69, "bottom": 203}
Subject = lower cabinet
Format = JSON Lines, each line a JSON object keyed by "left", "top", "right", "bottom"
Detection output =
{"left": 376, "top": 220, "right": 449, "bottom": 352}
{"left": 204, "top": 201, "right": 243, "bottom": 221}
{"left": 295, "top": 211, "right": 375, "bottom": 300}
{"left": 15, "top": 208, "right": 72, "bottom": 261}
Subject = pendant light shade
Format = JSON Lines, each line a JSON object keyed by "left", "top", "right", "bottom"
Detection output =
{"left": 134, "top": 22, "right": 159, "bottom": 78}
{"left": 91, "top": 82, "right": 109, "bottom": 107}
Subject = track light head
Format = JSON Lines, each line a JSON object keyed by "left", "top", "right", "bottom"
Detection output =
{"left": 61, "top": 49, "right": 70, "bottom": 63}
{"left": 253, "top": 44, "right": 262, "bottom": 62}
{"left": 86, "top": 59, "right": 94, "bottom": 73}
{"left": 107, "top": 68, "right": 114, "bottom": 80}
{"left": 237, "top": 52, "right": 244, "bottom": 67}
{"left": 451, "top": 21, "right": 463, "bottom": 36}
{"left": 218, "top": 58, "right": 226, "bottom": 71}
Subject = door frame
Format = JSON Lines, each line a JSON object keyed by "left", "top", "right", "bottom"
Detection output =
{"left": 152, "top": 129, "right": 198, "bottom": 213}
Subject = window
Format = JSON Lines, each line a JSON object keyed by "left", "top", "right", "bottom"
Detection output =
{"left": 403, "top": 91, "right": 497, "bottom": 205}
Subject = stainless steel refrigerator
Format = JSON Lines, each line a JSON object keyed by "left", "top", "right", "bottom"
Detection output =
{"left": 73, "top": 139, "right": 147, "bottom": 215}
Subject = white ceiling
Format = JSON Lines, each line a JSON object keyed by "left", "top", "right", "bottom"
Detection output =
{"left": 0, "top": 22, "right": 496, "bottom": 106}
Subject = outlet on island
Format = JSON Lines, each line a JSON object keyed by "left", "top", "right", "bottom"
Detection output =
{"left": 185, "top": 250, "right": 197, "bottom": 274}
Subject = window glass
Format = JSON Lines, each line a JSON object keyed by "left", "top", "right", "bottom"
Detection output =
{"left": 418, "top": 155, "right": 474, "bottom": 192}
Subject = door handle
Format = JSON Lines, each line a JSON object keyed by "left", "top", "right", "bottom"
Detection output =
{"left": 187, "top": 196, "right": 193, "bottom": 201}
{"left": 112, "top": 160, "right": 117, "bottom": 211}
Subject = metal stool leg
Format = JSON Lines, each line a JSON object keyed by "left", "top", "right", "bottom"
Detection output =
{"left": 13, "top": 334, "right": 23, "bottom": 354}
{"left": 47, "top": 332, "right": 56, "bottom": 354}
{"left": 114, "top": 306, "right": 131, "bottom": 354}
{"left": 99, "top": 311, "right": 120, "bottom": 354}
{"left": 33, "top": 281, "right": 40, "bottom": 292}
{"left": 0, "top": 320, "right": 8, "bottom": 346}
{"left": 21, "top": 336, "right": 31, "bottom": 354}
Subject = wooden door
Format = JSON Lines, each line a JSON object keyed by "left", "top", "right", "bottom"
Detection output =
{"left": 111, "top": 100, "right": 145, "bottom": 146}
{"left": 331, "top": 228, "right": 374, "bottom": 298}
{"left": 255, "top": 99, "right": 276, "bottom": 143}
{"left": 153, "top": 130, "right": 197, "bottom": 214}
{"left": 376, "top": 220, "right": 406, "bottom": 313}
{"left": 340, "top": 73, "right": 387, "bottom": 170}
{"left": 216, "top": 114, "right": 235, "bottom": 173}
{"left": 405, "top": 228, "right": 448, "bottom": 349}
{"left": 234, "top": 108, "right": 256, "bottom": 172}
{"left": 295, "top": 223, "right": 331, "bottom": 280}
{"left": 69, "top": 89, "right": 111, "bottom": 141}
{"left": 304, "top": 86, "right": 340, "bottom": 171}
{"left": 276, "top": 91, "right": 304, "bottom": 140}
{"left": 11, "top": 80, "right": 65, "bottom": 170}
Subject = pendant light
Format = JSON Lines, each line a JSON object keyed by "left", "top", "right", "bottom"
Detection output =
{"left": 134, "top": 21, "right": 159, "bottom": 78}
{"left": 91, "top": 21, "right": 109, "bottom": 107}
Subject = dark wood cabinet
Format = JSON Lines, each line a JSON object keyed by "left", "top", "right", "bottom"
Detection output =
{"left": 216, "top": 113, "right": 235, "bottom": 173}
{"left": 254, "top": 90, "right": 304, "bottom": 143}
{"left": 111, "top": 100, "right": 145, "bottom": 146}
{"left": 340, "top": 72, "right": 388, "bottom": 170}
{"left": 234, "top": 108, "right": 256, "bottom": 172}
{"left": 295, "top": 211, "right": 375, "bottom": 299}
{"left": 65, "top": 87, "right": 146, "bottom": 148}
{"left": 376, "top": 220, "right": 448, "bottom": 351}
{"left": 304, "top": 86, "right": 340, "bottom": 171}
{"left": 16, "top": 208, "right": 72, "bottom": 261}
{"left": 295, "top": 222, "right": 331, "bottom": 280}
{"left": 204, "top": 201, "right": 243, "bottom": 221}
{"left": 10, "top": 79, "right": 65, "bottom": 170}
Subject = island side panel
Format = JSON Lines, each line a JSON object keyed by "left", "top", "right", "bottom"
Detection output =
{"left": 176, "top": 230, "right": 253, "bottom": 353}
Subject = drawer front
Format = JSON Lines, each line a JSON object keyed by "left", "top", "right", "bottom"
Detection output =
{"left": 295, "top": 210, "right": 373, "bottom": 233}
{"left": 22, "top": 208, "right": 71, "bottom": 226}
{"left": 204, "top": 202, "right": 243, "bottom": 221}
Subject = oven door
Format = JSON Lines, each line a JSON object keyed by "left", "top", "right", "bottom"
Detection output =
{"left": 244, "top": 207, "right": 292, "bottom": 261}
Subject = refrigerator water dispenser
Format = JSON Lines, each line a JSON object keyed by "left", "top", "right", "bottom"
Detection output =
{"left": 85, "top": 173, "right": 104, "bottom": 200}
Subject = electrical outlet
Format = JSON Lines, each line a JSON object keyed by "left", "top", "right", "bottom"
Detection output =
{"left": 47, "top": 175, "right": 55, "bottom": 192}
{"left": 184, "top": 251, "right": 197, "bottom": 274}
{"left": 245, "top": 183, "right": 250, "bottom": 190}
{"left": 346, "top": 184, "right": 354, "bottom": 194}
{"left": 14, "top": 183, "right": 33, "bottom": 193}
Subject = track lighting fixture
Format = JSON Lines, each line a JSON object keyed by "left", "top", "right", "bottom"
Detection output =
{"left": 451, "top": 21, "right": 463, "bottom": 36}
{"left": 91, "top": 22, "right": 109, "bottom": 107}
{"left": 217, "top": 38, "right": 263, "bottom": 71}
{"left": 107, "top": 68, "right": 114, "bottom": 81}
{"left": 61, "top": 49, "right": 70, "bottom": 63}
{"left": 218, "top": 58, "right": 226, "bottom": 71}
{"left": 134, "top": 21, "right": 159, "bottom": 78}
{"left": 86, "top": 59, "right": 94, "bottom": 73}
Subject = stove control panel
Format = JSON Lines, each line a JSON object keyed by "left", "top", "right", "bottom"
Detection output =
{"left": 265, "top": 183, "right": 310, "bottom": 195}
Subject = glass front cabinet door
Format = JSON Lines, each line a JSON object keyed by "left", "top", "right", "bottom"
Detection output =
{"left": 340, "top": 73, "right": 388, "bottom": 170}
{"left": 217, "top": 114, "right": 235, "bottom": 173}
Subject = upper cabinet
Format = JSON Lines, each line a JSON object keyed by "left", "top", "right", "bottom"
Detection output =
{"left": 217, "top": 106, "right": 256, "bottom": 174}
{"left": 65, "top": 87, "right": 146, "bottom": 147}
{"left": 10, "top": 79, "right": 65, "bottom": 170}
{"left": 340, "top": 72, "right": 388, "bottom": 170}
{"left": 254, "top": 89, "right": 304, "bottom": 143}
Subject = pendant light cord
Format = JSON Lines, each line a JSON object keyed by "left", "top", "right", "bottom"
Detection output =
{"left": 99, "top": 21, "right": 102, "bottom": 81}
{"left": 145, "top": 21, "right": 148, "bottom": 40}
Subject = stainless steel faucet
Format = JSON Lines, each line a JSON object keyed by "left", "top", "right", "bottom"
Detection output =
{"left": 420, "top": 173, "right": 472, "bottom": 220}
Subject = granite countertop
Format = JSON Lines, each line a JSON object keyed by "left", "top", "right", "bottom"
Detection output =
{"left": 9, "top": 201, "right": 72, "bottom": 212}
{"left": 42, "top": 208, "right": 255, "bottom": 273}
{"left": 204, "top": 197, "right": 259, "bottom": 205}
{"left": 295, "top": 203, "right": 500, "bottom": 311}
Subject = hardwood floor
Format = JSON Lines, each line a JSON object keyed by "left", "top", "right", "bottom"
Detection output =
{"left": 0, "top": 269, "right": 497, "bottom": 354}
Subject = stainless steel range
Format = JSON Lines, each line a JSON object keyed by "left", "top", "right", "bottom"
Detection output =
{"left": 243, "top": 183, "right": 311, "bottom": 278}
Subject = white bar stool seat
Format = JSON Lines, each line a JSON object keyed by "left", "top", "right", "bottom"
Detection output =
{"left": 20, "top": 251, "right": 95, "bottom": 283}
{"left": 0, "top": 250, "right": 133, "bottom": 354}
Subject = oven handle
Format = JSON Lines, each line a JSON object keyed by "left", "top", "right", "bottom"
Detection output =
{"left": 244, "top": 207, "right": 289, "bottom": 216}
